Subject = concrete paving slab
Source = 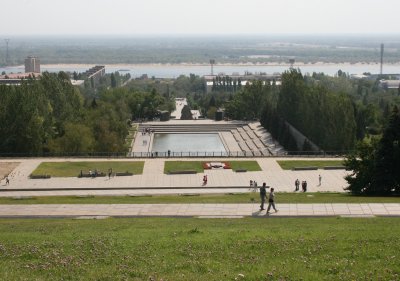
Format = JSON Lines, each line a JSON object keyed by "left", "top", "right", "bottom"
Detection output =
{"left": 2, "top": 203, "right": 396, "bottom": 218}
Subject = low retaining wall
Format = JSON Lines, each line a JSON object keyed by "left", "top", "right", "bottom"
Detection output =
{"left": 168, "top": 170, "right": 197, "bottom": 175}
{"left": 292, "top": 166, "right": 318, "bottom": 171}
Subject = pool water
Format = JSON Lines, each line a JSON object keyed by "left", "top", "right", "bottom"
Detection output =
{"left": 151, "top": 133, "right": 226, "bottom": 154}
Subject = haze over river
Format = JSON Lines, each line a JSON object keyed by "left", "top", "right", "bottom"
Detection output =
{"left": 1, "top": 63, "right": 399, "bottom": 78}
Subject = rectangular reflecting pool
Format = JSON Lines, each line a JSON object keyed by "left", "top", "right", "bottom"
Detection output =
{"left": 151, "top": 133, "right": 227, "bottom": 156}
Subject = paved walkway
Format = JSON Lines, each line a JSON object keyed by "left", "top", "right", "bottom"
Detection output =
{"left": 0, "top": 157, "right": 349, "bottom": 197}
{"left": 0, "top": 203, "right": 399, "bottom": 218}
{"left": 2, "top": 158, "right": 398, "bottom": 219}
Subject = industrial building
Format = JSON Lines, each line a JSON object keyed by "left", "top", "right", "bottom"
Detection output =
{"left": 24, "top": 56, "right": 40, "bottom": 73}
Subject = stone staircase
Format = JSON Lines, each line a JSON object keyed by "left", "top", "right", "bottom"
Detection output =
{"left": 138, "top": 122, "right": 248, "bottom": 133}
{"left": 137, "top": 122, "right": 286, "bottom": 156}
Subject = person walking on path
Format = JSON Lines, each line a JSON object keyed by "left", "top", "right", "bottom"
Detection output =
{"left": 202, "top": 175, "right": 208, "bottom": 186}
{"left": 259, "top": 183, "right": 267, "bottom": 210}
{"left": 302, "top": 181, "right": 308, "bottom": 192}
{"left": 267, "top": 188, "right": 278, "bottom": 213}
{"left": 5, "top": 176, "right": 9, "bottom": 185}
{"left": 318, "top": 175, "right": 322, "bottom": 186}
{"left": 295, "top": 179, "right": 300, "bottom": 191}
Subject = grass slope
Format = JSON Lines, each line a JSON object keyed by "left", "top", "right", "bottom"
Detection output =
{"left": 2, "top": 192, "right": 400, "bottom": 205}
{"left": 0, "top": 217, "right": 398, "bottom": 280}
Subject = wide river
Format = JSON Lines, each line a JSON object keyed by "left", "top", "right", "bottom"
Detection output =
{"left": 1, "top": 63, "right": 399, "bottom": 78}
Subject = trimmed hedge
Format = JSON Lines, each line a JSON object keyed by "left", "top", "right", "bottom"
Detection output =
{"left": 30, "top": 174, "right": 51, "bottom": 179}
{"left": 115, "top": 172, "right": 133, "bottom": 176}
{"left": 168, "top": 170, "right": 197, "bottom": 175}
{"left": 292, "top": 166, "right": 318, "bottom": 171}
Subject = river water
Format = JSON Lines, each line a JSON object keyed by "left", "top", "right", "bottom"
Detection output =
{"left": 1, "top": 63, "right": 399, "bottom": 78}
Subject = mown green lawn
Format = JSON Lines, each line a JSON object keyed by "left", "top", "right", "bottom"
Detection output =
{"left": 32, "top": 161, "right": 145, "bottom": 177}
{"left": 228, "top": 160, "right": 261, "bottom": 171}
{"left": 164, "top": 161, "right": 204, "bottom": 174}
{"left": 164, "top": 160, "right": 261, "bottom": 174}
{"left": 277, "top": 160, "right": 344, "bottom": 170}
{"left": 2, "top": 192, "right": 400, "bottom": 205}
{"left": 0, "top": 217, "right": 399, "bottom": 280}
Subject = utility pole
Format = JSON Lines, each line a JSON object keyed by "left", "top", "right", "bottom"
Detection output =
{"left": 210, "top": 59, "right": 215, "bottom": 76}
{"left": 4, "top": 39, "right": 10, "bottom": 65}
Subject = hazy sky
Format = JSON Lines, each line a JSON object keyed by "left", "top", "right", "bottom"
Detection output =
{"left": 1, "top": 0, "right": 399, "bottom": 35}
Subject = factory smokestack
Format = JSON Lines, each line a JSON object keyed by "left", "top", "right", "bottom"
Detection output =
{"left": 380, "top": 43, "right": 384, "bottom": 75}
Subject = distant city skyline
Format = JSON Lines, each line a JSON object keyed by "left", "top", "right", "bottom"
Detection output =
{"left": 1, "top": 0, "right": 400, "bottom": 36}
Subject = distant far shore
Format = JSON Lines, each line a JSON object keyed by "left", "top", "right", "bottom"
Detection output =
{"left": 3, "top": 61, "right": 399, "bottom": 77}
{"left": 36, "top": 62, "right": 400, "bottom": 69}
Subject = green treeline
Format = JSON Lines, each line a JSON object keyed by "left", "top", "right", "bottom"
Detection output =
{"left": 0, "top": 72, "right": 173, "bottom": 155}
{"left": 1, "top": 70, "right": 399, "bottom": 155}
{"left": 275, "top": 69, "right": 356, "bottom": 151}
{"left": 223, "top": 69, "right": 400, "bottom": 152}
{"left": 183, "top": 72, "right": 358, "bottom": 152}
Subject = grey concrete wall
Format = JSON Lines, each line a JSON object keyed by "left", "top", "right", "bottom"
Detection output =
{"left": 285, "top": 121, "right": 320, "bottom": 152}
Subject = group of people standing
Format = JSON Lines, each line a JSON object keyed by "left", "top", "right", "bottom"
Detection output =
{"left": 294, "top": 179, "right": 308, "bottom": 192}
{"left": 294, "top": 175, "right": 321, "bottom": 192}
{"left": 259, "top": 183, "right": 278, "bottom": 213}
{"left": 249, "top": 180, "right": 258, "bottom": 191}
{"left": 141, "top": 127, "right": 154, "bottom": 135}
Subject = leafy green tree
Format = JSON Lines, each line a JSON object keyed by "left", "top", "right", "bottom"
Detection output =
{"left": 0, "top": 80, "right": 52, "bottom": 154}
{"left": 370, "top": 106, "right": 400, "bottom": 193}
{"left": 345, "top": 106, "right": 400, "bottom": 194}
{"left": 48, "top": 123, "right": 94, "bottom": 154}
{"left": 111, "top": 73, "right": 117, "bottom": 88}
{"left": 209, "top": 95, "right": 216, "bottom": 107}
{"left": 225, "top": 80, "right": 270, "bottom": 120}
{"left": 276, "top": 69, "right": 356, "bottom": 151}
{"left": 207, "top": 106, "right": 217, "bottom": 120}
{"left": 344, "top": 139, "right": 378, "bottom": 194}
{"left": 180, "top": 105, "right": 193, "bottom": 120}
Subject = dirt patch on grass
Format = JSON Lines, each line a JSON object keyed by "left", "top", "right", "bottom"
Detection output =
{"left": 0, "top": 162, "right": 20, "bottom": 178}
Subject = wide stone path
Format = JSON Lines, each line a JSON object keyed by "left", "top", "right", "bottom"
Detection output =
{"left": 1, "top": 203, "right": 399, "bottom": 218}
{"left": 0, "top": 157, "right": 350, "bottom": 197}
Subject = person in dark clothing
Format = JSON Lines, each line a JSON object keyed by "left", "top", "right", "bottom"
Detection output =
{"left": 302, "top": 181, "right": 307, "bottom": 192}
{"left": 202, "top": 175, "right": 208, "bottom": 185}
{"left": 259, "top": 182, "right": 267, "bottom": 210}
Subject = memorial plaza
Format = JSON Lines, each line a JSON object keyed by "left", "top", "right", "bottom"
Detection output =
{"left": 1, "top": 157, "right": 400, "bottom": 218}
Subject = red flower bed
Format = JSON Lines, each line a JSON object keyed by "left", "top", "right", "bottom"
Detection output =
{"left": 203, "top": 162, "right": 231, "bottom": 169}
